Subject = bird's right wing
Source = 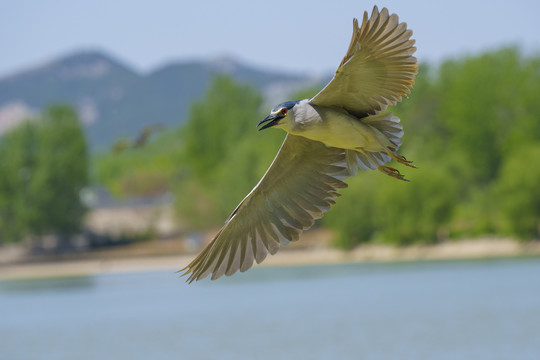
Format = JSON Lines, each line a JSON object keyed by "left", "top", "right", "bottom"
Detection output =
{"left": 309, "top": 6, "right": 417, "bottom": 117}
{"left": 180, "top": 134, "right": 352, "bottom": 282}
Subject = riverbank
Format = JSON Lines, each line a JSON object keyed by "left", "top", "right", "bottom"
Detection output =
{"left": 1, "top": 235, "right": 539, "bottom": 281}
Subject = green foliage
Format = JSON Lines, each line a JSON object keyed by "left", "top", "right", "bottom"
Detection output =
{"left": 0, "top": 105, "right": 89, "bottom": 243}
{"left": 324, "top": 174, "right": 380, "bottom": 249}
{"left": 427, "top": 48, "right": 540, "bottom": 182}
{"left": 31, "top": 106, "right": 88, "bottom": 234}
{"left": 181, "top": 75, "right": 265, "bottom": 180}
{"left": 374, "top": 166, "right": 459, "bottom": 245}
{"left": 326, "top": 165, "right": 459, "bottom": 248}
{"left": 0, "top": 122, "right": 38, "bottom": 242}
{"left": 95, "top": 128, "right": 183, "bottom": 197}
{"left": 492, "top": 144, "right": 540, "bottom": 239}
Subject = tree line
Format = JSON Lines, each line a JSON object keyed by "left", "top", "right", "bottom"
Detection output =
{"left": 98, "top": 47, "right": 540, "bottom": 247}
{"left": 2, "top": 46, "right": 539, "bottom": 248}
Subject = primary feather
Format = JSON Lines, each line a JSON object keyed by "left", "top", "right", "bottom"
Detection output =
{"left": 181, "top": 135, "right": 350, "bottom": 282}
{"left": 310, "top": 6, "right": 417, "bottom": 116}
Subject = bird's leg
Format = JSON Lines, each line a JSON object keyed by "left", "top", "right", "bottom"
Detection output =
{"left": 378, "top": 166, "right": 409, "bottom": 181}
{"left": 387, "top": 152, "right": 418, "bottom": 168}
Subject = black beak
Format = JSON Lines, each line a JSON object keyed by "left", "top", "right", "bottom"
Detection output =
{"left": 257, "top": 114, "right": 281, "bottom": 131}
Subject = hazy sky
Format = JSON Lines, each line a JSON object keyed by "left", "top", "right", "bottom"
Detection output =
{"left": 2, "top": 0, "right": 539, "bottom": 78}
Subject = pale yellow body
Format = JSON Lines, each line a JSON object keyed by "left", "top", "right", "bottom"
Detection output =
{"left": 291, "top": 114, "right": 385, "bottom": 152}
{"left": 275, "top": 100, "right": 392, "bottom": 153}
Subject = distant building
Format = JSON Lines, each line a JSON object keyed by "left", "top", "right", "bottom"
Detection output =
{"left": 82, "top": 187, "right": 180, "bottom": 240}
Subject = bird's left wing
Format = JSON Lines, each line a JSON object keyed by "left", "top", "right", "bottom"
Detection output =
{"left": 180, "top": 134, "right": 351, "bottom": 282}
{"left": 309, "top": 6, "right": 417, "bottom": 117}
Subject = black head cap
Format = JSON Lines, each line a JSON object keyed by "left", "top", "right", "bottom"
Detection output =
{"left": 271, "top": 100, "right": 299, "bottom": 113}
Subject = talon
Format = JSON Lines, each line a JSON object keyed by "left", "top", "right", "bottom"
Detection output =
{"left": 378, "top": 166, "right": 409, "bottom": 182}
{"left": 388, "top": 152, "right": 418, "bottom": 168}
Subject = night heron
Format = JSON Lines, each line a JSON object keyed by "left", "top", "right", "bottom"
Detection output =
{"left": 181, "top": 6, "right": 418, "bottom": 282}
{"left": 112, "top": 123, "right": 164, "bottom": 153}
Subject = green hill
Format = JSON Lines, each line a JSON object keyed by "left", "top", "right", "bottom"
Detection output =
{"left": 0, "top": 50, "right": 316, "bottom": 151}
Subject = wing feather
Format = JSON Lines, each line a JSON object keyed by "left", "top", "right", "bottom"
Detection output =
{"left": 180, "top": 134, "right": 352, "bottom": 282}
{"left": 310, "top": 6, "right": 417, "bottom": 117}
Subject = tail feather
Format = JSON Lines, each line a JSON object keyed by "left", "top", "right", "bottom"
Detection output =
{"left": 346, "top": 149, "right": 391, "bottom": 174}
{"left": 346, "top": 112, "right": 403, "bottom": 173}
{"left": 362, "top": 112, "right": 403, "bottom": 149}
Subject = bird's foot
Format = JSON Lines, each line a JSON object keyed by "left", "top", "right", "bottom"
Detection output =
{"left": 388, "top": 152, "right": 418, "bottom": 168}
{"left": 378, "top": 166, "right": 409, "bottom": 182}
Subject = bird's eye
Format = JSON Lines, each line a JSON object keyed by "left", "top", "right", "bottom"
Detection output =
{"left": 281, "top": 108, "right": 287, "bottom": 115}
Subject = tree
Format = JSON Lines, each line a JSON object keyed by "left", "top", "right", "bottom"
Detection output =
{"left": 181, "top": 75, "right": 265, "bottom": 180}
{"left": 0, "top": 105, "right": 89, "bottom": 243}
{"left": 29, "top": 105, "right": 89, "bottom": 236}
{"left": 492, "top": 144, "right": 540, "bottom": 239}
{"left": 0, "top": 121, "right": 38, "bottom": 243}
{"left": 95, "top": 127, "right": 183, "bottom": 198}
{"left": 434, "top": 48, "right": 540, "bottom": 184}
{"left": 90, "top": 48, "right": 540, "bottom": 246}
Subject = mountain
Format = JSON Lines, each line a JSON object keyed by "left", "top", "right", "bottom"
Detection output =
{"left": 0, "top": 50, "right": 319, "bottom": 151}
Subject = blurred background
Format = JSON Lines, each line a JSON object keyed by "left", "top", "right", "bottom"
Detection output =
{"left": 1, "top": 1, "right": 540, "bottom": 359}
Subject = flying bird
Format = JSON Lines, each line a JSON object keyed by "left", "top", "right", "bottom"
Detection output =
{"left": 181, "top": 6, "right": 418, "bottom": 282}
{"left": 111, "top": 123, "right": 164, "bottom": 153}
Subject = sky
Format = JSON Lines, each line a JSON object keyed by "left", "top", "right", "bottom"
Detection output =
{"left": 1, "top": 0, "right": 540, "bottom": 78}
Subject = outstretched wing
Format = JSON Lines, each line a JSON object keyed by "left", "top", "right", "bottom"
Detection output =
{"left": 309, "top": 6, "right": 417, "bottom": 117}
{"left": 180, "top": 134, "right": 352, "bottom": 282}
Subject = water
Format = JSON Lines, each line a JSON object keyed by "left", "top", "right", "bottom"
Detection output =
{"left": 1, "top": 258, "right": 539, "bottom": 360}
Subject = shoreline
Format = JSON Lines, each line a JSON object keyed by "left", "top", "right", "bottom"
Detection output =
{"left": 1, "top": 237, "right": 539, "bottom": 281}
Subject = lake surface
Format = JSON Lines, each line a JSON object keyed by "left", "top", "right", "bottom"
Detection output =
{"left": 1, "top": 258, "right": 539, "bottom": 360}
